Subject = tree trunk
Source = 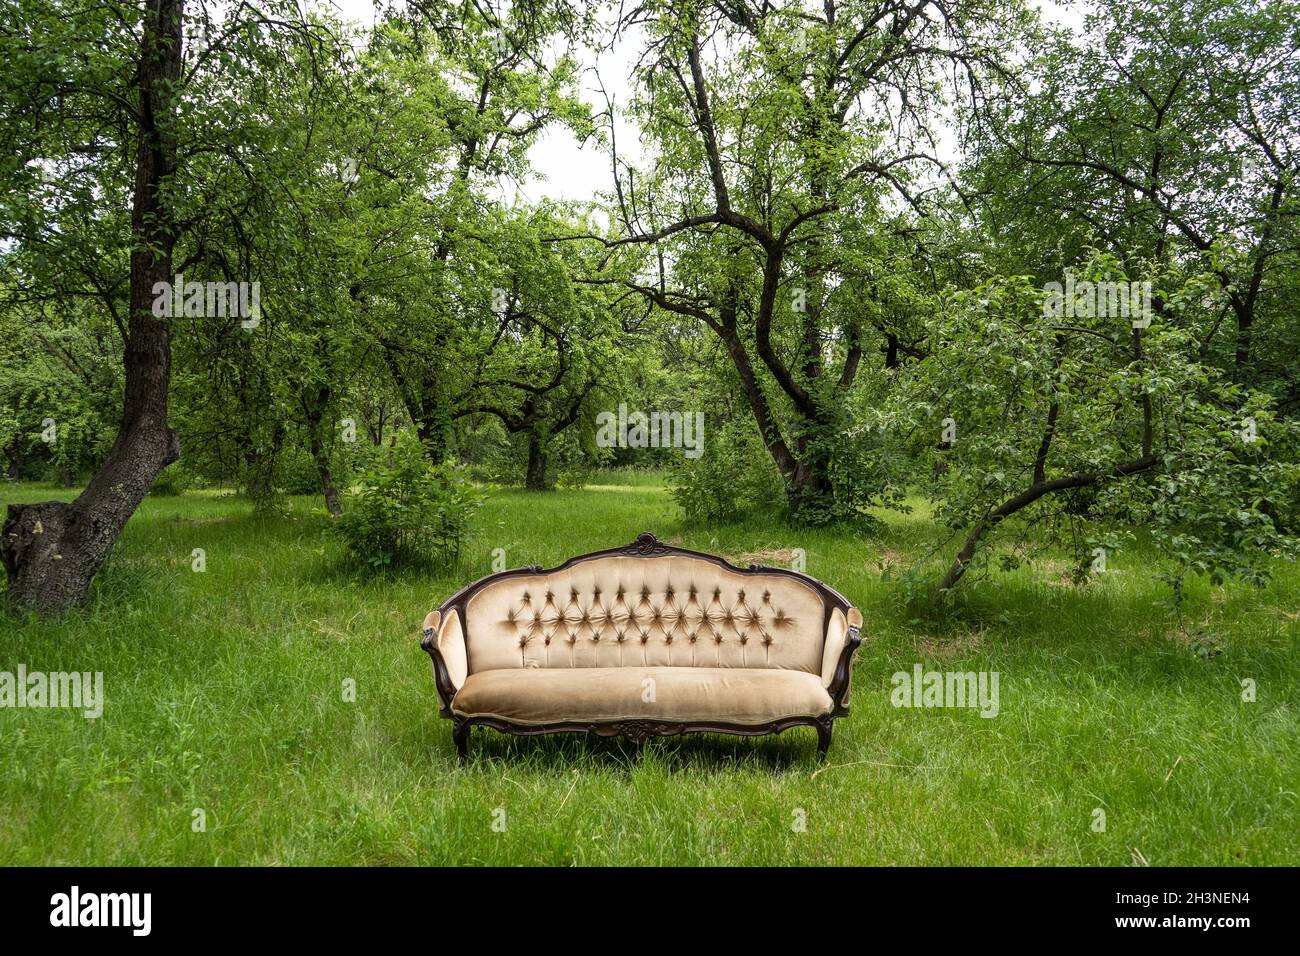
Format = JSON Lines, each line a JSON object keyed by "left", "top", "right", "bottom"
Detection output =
{"left": 308, "top": 422, "right": 341, "bottom": 517}
{"left": 885, "top": 333, "right": 899, "bottom": 370}
{"left": 2, "top": 0, "right": 184, "bottom": 614}
{"left": 784, "top": 442, "right": 835, "bottom": 523}
{"left": 931, "top": 455, "right": 1159, "bottom": 605}
{"left": 302, "top": 385, "right": 341, "bottom": 517}
{"left": 524, "top": 430, "right": 548, "bottom": 491}
{"left": 415, "top": 409, "right": 451, "bottom": 462}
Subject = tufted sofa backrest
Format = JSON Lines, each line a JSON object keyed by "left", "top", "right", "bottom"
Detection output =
{"left": 462, "top": 554, "right": 828, "bottom": 674}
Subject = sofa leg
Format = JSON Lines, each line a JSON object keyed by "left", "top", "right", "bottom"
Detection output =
{"left": 453, "top": 719, "right": 470, "bottom": 763}
{"left": 815, "top": 718, "right": 832, "bottom": 759}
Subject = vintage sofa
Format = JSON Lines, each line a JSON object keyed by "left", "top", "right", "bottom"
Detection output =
{"left": 420, "top": 533, "right": 862, "bottom": 760}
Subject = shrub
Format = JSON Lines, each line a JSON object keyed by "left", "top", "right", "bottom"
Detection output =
{"left": 333, "top": 434, "right": 483, "bottom": 569}
{"left": 150, "top": 460, "right": 198, "bottom": 496}
{"left": 275, "top": 446, "right": 326, "bottom": 496}
{"left": 666, "top": 416, "right": 783, "bottom": 522}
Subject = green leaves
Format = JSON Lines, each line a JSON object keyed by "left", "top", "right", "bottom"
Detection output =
{"left": 890, "top": 249, "right": 1300, "bottom": 595}
{"left": 333, "top": 433, "right": 483, "bottom": 571}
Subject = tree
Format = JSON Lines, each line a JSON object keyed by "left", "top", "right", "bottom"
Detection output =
{"left": 599, "top": 0, "right": 1020, "bottom": 522}
{"left": 974, "top": 0, "right": 1300, "bottom": 398}
{"left": 888, "top": 255, "right": 1299, "bottom": 604}
{"left": 354, "top": 3, "right": 592, "bottom": 464}
{"left": 459, "top": 209, "right": 619, "bottom": 489}
{"left": 0, "top": 0, "right": 335, "bottom": 610}
{"left": 0, "top": 0, "right": 187, "bottom": 611}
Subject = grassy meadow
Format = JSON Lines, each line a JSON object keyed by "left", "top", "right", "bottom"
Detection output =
{"left": 0, "top": 474, "right": 1296, "bottom": 865}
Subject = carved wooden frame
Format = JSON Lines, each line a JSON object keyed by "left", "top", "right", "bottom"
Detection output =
{"left": 421, "top": 532, "right": 862, "bottom": 761}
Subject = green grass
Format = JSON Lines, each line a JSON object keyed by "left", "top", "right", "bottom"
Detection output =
{"left": 0, "top": 476, "right": 1296, "bottom": 865}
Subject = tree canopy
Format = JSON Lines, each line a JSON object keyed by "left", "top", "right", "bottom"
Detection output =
{"left": 2, "top": 0, "right": 1297, "bottom": 612}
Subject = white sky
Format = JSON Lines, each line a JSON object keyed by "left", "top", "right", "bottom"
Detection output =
{"left": 319, "top": 0, "right": 1083, "bottom": 205}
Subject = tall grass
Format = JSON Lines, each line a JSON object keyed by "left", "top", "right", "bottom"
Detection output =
{"left": 0, "top": 478, "right": 1295, "bottom": 864}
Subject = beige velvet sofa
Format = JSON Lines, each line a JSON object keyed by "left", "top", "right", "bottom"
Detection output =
{"left": 420, "top": 533, "right": 862, "bottom": 760}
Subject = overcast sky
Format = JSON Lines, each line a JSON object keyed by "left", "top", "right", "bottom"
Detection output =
{"left": 318, "top": 0, "right": 1084, "bottom": 205}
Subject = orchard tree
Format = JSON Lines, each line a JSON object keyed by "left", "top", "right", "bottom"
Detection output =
{"left": 0, "top": 0, "right": 338, "bottom": 611}
{"left": 356, "top": 2, "right": 593, "bottom": 463}
{"left": 889, "top": 254, "right": 1299, "bottom": 604}
{"left": 974, "top": 0, "right": 1300, "bottom": 397}
{"left": 459, "top": 209, "right": 630, "bottom": 489}
{"left": 601, "top": 0, "right": 1024, "bottom": 522}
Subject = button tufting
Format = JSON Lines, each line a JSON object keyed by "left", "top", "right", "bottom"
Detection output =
{"left": 496, "top": 566, "right": 808, "bottom": 674}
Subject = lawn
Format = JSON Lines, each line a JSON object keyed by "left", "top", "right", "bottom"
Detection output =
{"left": 0, "top": 476, "right": 1296, "bottom": 865}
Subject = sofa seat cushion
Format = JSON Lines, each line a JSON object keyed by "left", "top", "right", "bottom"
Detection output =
{"left": 451, "top": 666, "right": 833, "bottom": 726}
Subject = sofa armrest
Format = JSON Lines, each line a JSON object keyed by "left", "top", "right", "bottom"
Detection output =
{"left": 420, "top": 608, "right": 467, "bottom": 714}
{"left": 820, "top": 607, "right": 862, "bottom": 710}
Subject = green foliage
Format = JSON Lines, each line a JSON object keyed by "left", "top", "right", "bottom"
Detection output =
{"left": 149, "top": 461, "right": 199, "bottom": 498}
{"left": 889, "top": 252, "right": 1300, "bottom": 595}
{"left": 333, "top": 434, "right": 483, "bottom": 570}
{"left": 667, "top": 416, "right": 784, "bottom": 522}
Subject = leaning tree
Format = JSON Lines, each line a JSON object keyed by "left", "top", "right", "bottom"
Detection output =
{"left": 0, "top": 0, "right": 336, "bottom": 611}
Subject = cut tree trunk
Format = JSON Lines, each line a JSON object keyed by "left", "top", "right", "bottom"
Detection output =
{"left": 1, "top": 0, "right": 184, "bottom": 614}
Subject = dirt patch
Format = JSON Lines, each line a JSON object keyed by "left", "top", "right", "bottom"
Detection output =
{"left": 738, "top": 547, "right": 802, "bottom": 567}
{"left": 911, "top": 626, "right": 988, "bottom": 660}
{"left": 871, "top": 549, "right": 910, "bottom": 576}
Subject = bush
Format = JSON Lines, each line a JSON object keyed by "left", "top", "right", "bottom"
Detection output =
{"left": 666, "top": 416, "right": 783, "bottom": 522}
{"left": 150, "top": 460, "right": 198, "bottom": 497}
{"left": 275, "top": 446, "right": 326, "bottom": 496}
{"left": 333, "top": 434, "right": 483, "bottom": 570}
